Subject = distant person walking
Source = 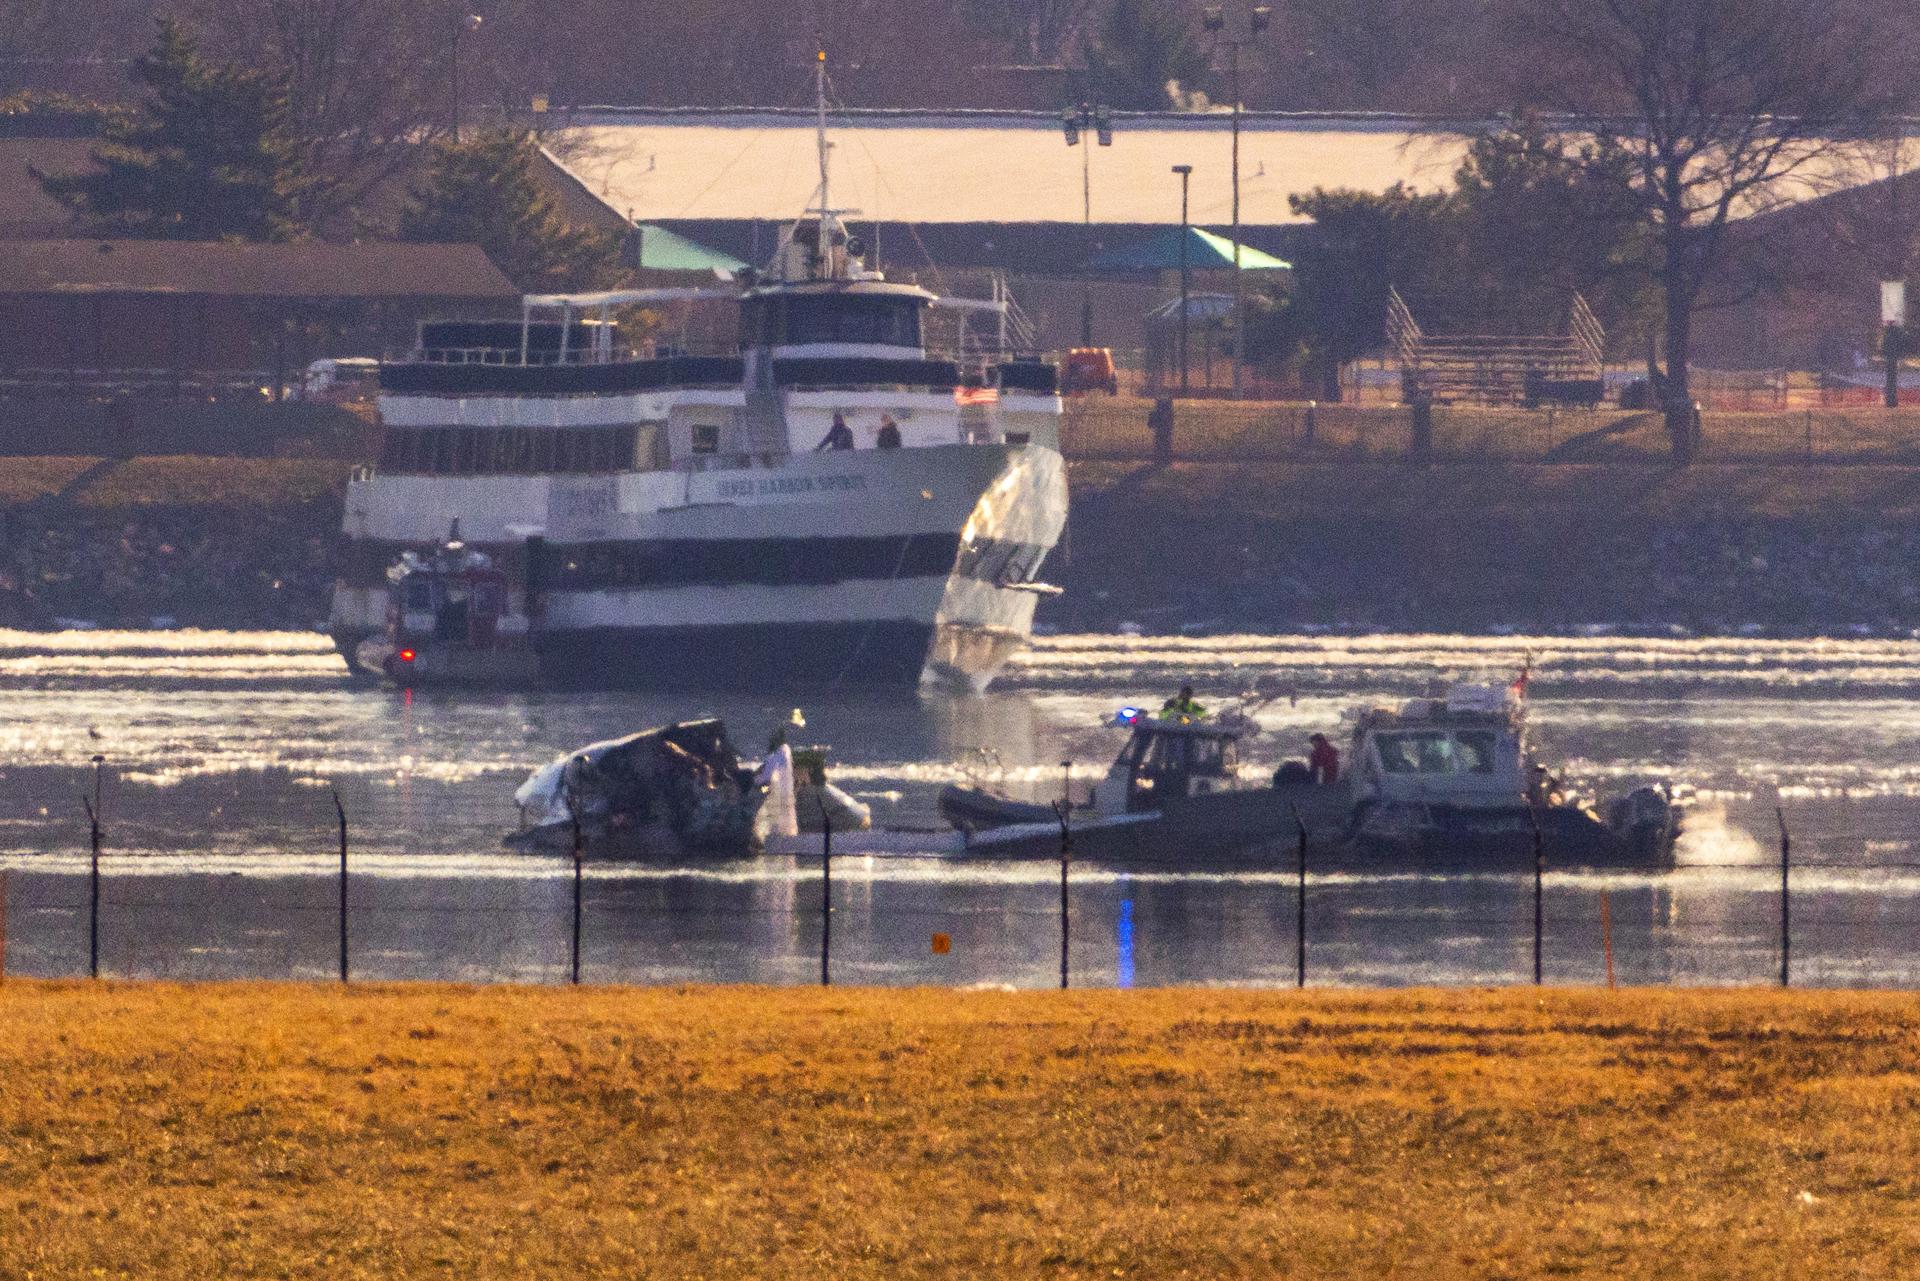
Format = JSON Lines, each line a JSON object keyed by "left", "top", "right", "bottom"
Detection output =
{"left": 1308, "top": 733, "right": 1341, "bottom": 785}
{"left": 817, "top": 412, "right": 854, "bottom": 451}
{"left": 876, "top": 414, "right": 902, "bottom": 449}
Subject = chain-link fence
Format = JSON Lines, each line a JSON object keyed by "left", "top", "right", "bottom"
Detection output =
{"left": 1062, "top": 398, "right": 1920, "bottom": 465}
{"left": 6, "top": 799, "right": 1919, "bottom": 990}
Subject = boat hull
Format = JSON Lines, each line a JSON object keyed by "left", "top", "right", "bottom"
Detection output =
{"left": 330, "top": 442, "right": 1066, "bottom": 690}
{"left": 957, "top": 787, "right": 1679, "bottom": 870}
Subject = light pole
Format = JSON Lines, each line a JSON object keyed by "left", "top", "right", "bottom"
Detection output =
{"left": 1204, "top": 5, "right": 1271, "bottom": 398}
{"left": 1061, "top": 102, "right": 1114, "bottom": 348}
{"left": 1173, "top": 164, "right": 1193, "bottom": 395}
{"left": 450, "top": 11, "right": 483, "bottom": 141}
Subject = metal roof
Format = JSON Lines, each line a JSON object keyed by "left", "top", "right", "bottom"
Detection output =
{"left": 1091, "top": 226, "right": 1292, "bottom": 271}
{"left": 543, "top": 109, "right": 1471, "bottom": 228}
{"left": 632, "top": 222, "right": 747, "bottom": 273}
{"left": 0, "top": 240, "right": 519, "bottom": 300}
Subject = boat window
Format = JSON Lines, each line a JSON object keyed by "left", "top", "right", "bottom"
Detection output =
{"left": 780, "top": 294, "right": 922, "bottom": 347}
{"left": 1376, "top": 731, "right": 1452, "bottom": 774}
{"left": 1189, "top": 736, "right": 1226, "bottom": 775}
{"left": 691, "top": 424, "right": 720, "bottom": 455}
{"left": 1452, "top": 730, "right": 1500, "bottom": 774}
{"left": 1138, "top": 733, "right": 1165, "bottom": 773}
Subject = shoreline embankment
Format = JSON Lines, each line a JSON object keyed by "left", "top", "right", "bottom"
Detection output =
{"left": 1, "top": 981, "right": 1915, "bottom": 1278}
{"left": 10, "top": 399, "right": 1920, "bottom": 633}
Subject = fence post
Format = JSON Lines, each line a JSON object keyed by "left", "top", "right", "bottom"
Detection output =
{"left": 569, "top": 804, "right": 583, "bottom": 987}
{"left": 1052, "top": 796, "right": 1071, "bottom": 990}
{"left": 1292, "top": 805, "right": 1307, "bottom": 989}
{"left": 0, "top": 870, "right": 8, "bottom": 983}
{"left": 333, "top": 791, "right": 349, "bottom": 983}
{"left": 1777, "top": 807, "right": 1790, "bottom": 988}
{"left": 1530, "top": 806, "right": 1544, "bottom": 986}
{"left": 85, "top": 753, "right": 104, "bottom": 981}
{"left": 1805, "top": 409, "right": 1814, "bottom": 462}
{"left": 820, "top": 800, "right": 832, "bottom": 988}
{"left": 1600, "top": 890, "right": 1615, "bottom": 990}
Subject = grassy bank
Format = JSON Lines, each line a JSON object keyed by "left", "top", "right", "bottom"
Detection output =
{"left": 1066, "top": 396, "right": 1920, "bottom": 465}
{"left": 3, "top": 983, "right": 1918, "bottom": 1278}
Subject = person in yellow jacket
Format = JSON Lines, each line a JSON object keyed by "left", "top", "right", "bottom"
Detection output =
{"left": 1161, "top": 685, "right": 1206, "bottom": 721}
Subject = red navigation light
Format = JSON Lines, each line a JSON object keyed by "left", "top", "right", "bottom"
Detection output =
{"left": 398, "top": 648, "right": 416, "bottom": 663}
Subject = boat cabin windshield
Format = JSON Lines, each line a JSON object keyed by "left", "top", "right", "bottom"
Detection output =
{"left": 740, "top": 292, "right": 924, "bottom": 349}
{"left": 1373, "top": 728, "right": 1505, "bottom": 775}
{"left": 1120, "top": 726, "right": 1239, "bottom": 812}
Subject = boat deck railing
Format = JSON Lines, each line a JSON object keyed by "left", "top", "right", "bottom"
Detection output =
{"left": 394, "top": 340, "right": 1056, "bottom": 372}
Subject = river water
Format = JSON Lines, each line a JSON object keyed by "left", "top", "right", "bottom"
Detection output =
{"left": 3, "top": 629, "right": 1920, "bottom": 988}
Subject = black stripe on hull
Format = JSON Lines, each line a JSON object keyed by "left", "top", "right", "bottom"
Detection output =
{"left": 337, "top": 534, "right": 1049, "bottom": 592}
{"left": 534, "top": 620, "right": 937, "bottom": 688}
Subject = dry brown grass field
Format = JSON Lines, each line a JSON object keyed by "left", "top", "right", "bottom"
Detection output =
{"left": 2, "top": 983, "right": 1918, "bottom": 1278}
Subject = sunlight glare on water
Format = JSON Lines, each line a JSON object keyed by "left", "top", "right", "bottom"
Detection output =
{"left": 4, "top": 628, "right": 1920, "bottom": 987}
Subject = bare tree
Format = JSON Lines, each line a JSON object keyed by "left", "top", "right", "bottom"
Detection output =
{"left": 966, "top": 0, "right": 1097, "bottom": 66}
{"left": 1512, "top": 0, "right": 1909, "bottom": 459}
{"left": 0, "top": 0, "right": 156, "bottom": 100}
{"left": 179, "top": 0, "right": 541, "bottom": 237}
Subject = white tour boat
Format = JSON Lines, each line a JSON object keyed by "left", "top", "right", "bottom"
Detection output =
{"left": 329, "top": 55, "right": 1065, "bottom": 689}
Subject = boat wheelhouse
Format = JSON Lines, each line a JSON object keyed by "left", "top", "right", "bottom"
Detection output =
{"left": 1342, "top": 683, "right": 1679, "bottom": 863}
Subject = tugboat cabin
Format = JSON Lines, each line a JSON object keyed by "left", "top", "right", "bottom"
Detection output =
{"left": 1347, "top": 685, "right": 1530, "bottom": 812}
{"left": 1097, "top": 708, "right": 1248, "bottom": 815}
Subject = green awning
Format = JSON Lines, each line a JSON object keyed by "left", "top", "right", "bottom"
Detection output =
{"left": 1088, "top": 226, "right": 1290, "bottom": 272}
{"left": 634, "top": 224, "right": 747, "bottom": 274}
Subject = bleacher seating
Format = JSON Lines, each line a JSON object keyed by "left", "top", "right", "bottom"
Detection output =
{"left": 1387, "top": 288, "right": 1605, "bottom": 406}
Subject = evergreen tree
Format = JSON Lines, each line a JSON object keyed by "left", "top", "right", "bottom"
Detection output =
{"left": 1286, "top": 184, "right": 1456, "bottom": 398}
{"left": 400, "top": 130, "right": 619, "bottom": 292}
{"left": 40, "top": 18, "right": 304, "bottom": 241}
{"left": 1079, "top": 0, "right": 1210, "bottom": 110}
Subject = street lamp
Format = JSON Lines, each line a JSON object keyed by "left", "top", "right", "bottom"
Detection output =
{"left": 1203, "top": 4, "right": 1271, "bottom": 398}
{"left": 1062, "top": 102, "right": 1114, "bottom": 348}
{"left": 451, "top": 11, "right": 484, "bottom": 141}
{"left": 1172, "top": 164, "right": 1193, "bottom": 395}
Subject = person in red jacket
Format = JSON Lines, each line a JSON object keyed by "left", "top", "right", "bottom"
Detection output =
{"left": 1308, "top": 733, "right": 1341, "bottom": 785}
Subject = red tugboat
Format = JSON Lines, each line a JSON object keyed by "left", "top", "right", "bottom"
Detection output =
{"left": 354, "top": 524, "right": 540, "bottom": 687}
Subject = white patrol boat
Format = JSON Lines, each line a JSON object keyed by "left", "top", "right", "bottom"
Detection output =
{"left": 1340, "top": 682, "right": 1679, "bottom": 865}
{"left": 328, "top": 53, "right": 1065, "bottom": 690}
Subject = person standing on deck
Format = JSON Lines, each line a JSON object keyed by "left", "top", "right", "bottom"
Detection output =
{"left": 876, "top": 414, "right": 902, "bottom": 449}
{"left": 1308, "top": 733, "right": 1341, "bottom": 785}
{"left": 817, "top": 412, "right": 854, "bottom": 451}
{"left": 1162, "top": 685, "right": 1206, "bottom": 721}
{"left": 755, "top": 728, "right": 799, "bottom": 837}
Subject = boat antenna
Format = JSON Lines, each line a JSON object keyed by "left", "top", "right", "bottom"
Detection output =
{"left": 814, "top": 37, "right": 830, "bottom": 276}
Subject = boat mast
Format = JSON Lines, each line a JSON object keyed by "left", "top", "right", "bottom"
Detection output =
{"left": 814, "top": 40, "right": 830, "bottom": 277}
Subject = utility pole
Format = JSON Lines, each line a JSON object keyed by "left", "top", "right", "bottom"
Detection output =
{"left": 1061, "top": 102, "right": 1114, "bottom": 348}
{"left": 1204, "top": 5, "right": 1271, "bottom": 398}
{"left": 1173, "top": 164, "right": 1193, "bottom": 395}
{"left": 450, "top": 11, "right": 483, "bottom": 141}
